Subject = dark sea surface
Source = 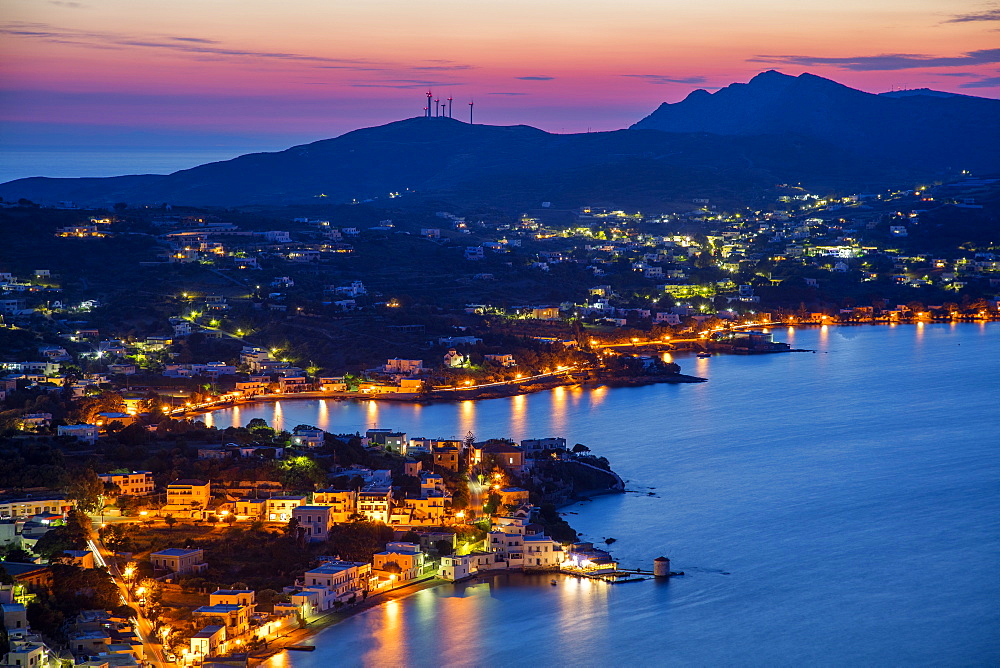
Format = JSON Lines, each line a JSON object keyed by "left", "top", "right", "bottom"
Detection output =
{"left": 0, "top": 148, "right": 264, "bottom": 182}
{"left": 207, "top": 324, "right": 999, "bottom": 667}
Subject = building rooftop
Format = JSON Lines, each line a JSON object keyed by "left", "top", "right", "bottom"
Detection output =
{"left": 194, "top": 604, "right": 242, "bottom": 614}
{"left": 0, "top": 562, "right": 48, "bottom": 576}
{"left": 151, "top": 547, "right": 202, "bottom": 557}
{"left": 524, "top": 534, "right": 559, "bottom": 543}
{"left": 307, "top": 561, "right": 367, "bottom": 574}
{"left": 211, "top": 589, "right": 254, "bottom": 596}
{"left": 192, "top": 625, "right": 225, "bottom": 638}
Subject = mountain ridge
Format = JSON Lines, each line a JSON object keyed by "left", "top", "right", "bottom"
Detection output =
{"left": 2, "top": 71, "right": 997, "bottom": 210}
{"left": 631, "top": 70, "right": 1000, "bottom": 174}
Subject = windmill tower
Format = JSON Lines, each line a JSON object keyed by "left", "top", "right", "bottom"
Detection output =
{"left": 468, "top": 99, "right": 474, "bottom": 124}
{"left": 447, "top": 96, "right": 453, "bottom": 118}
{"left": 425, "top": 90, "right": 433, "bottom": 118}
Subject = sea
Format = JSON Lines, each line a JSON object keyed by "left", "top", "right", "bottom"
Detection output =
{"left": 203, "top": 323, "right": 999, "bottom": 667}
{"left": 0, "top": 148, "right": 268, "bottom": 183}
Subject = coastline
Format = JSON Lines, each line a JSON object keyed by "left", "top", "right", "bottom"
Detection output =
{"left": 179, "top": 322, "right": 995, "bottom": 665}
{"left": 246, "top": 465, "right": 628, "bottom": 664}
{"left": 249, "top": 576, "right": 445, "bottom": 665}
{"left": 179, "top": 322, "right": 993, "bottom": 421}
{"left": 180, "top": 371, "right": 707, "bottom": 419}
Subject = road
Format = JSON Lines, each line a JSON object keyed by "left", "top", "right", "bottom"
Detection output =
{"left": 432, "top": 365, "right": 583, "bottom": 392}
{"left": 90, "top": 528, "right": 171, "bottom": 667}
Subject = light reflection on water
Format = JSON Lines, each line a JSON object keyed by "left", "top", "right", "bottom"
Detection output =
{"left": 232, "top": 325, "right": 998, "bottom": 667}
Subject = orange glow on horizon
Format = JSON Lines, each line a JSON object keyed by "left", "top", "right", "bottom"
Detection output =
{"left": 1, "top": 0, "right": 995, "bottom": 144}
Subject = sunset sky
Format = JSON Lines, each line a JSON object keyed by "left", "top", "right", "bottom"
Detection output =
{"left": 1, "top": 0, "right": 998, "bottom": 172}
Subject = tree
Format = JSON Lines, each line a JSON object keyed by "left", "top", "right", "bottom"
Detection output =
{"left": 100, "top": 524, "right": 134, "bottom": 554}
{"left": 136, "top": 577, "right": 162, "bottom": 608}
{"left": 26, "top": 602, "right": 65, "bottom": 639}
{"left": 164, "top": 515, "right": 177, "bottom": 529}
{"left": 0, "top": 545, "right": 34, "bottom": 563}
{"left": 65, "top": 468, "right": 106, "bottom": 514}
{"left": 247, "top": 418, "right": 272, "bottom": 438}
{"left": 50, "top": 563, "right": 120, "bottom": 610}
{"left": 34, "top": 511, "right": 90, "bottom": 561}
{"left": 70, "top": 391, "right": 125, "bottom": 424}
{"left": 280, "top": 455, "right": 326, "bottom": 490}
{"left": 116, "top": 495, "right": 138, "bottom": 516}
{"left": 255, "top": 588, "right": 283, "bottom": 613}
{"left": 326, "top": 522, "right": 394, "bottom": 562}
{"left": 283, "top": 517, "right": 301, "bottom": 538}
{"left": 483, "top": 491, "right": 501, "bottom": 516}
{"left": 451, "top": 481, "right": 470, "bottom": 510}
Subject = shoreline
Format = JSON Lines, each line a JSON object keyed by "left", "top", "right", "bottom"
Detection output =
{"left": 181, "top": 372, "right": 707, "bottom": 418}
{"left": 252, "top": 571, "right": 591, "bottom": 665}
{"left": 180, "top": 321, "right": 993, "bottom": 421}
{"left": 249, "top": 576, "right": 445, "bottom": 665}
{"left": 246, "top": 478, "right": 628, "bottom": 663}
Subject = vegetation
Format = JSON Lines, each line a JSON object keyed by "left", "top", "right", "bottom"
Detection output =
{"left": 27, "top": 564, "right": 124, "bottom": 640}
{"left": 32, "top": 510, "right": 90, "bottom": 562}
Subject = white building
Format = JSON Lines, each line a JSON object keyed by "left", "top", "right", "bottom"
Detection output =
{"left": 438, "top": 554, "right": 480, "bottom": 581}
{"left": 57, "top": 424, "right": 99, "bottom": 445}
{"left": 292, "top": 505, "right": 336, "bottom": 543}
{"left": 291, "top": 426, "right": 325, "bottom": 448}
{"left": 98, "top": 471, "right": 154, "bottom": 496}
{"left": 150, "top": 547, "right": 207, "bottom": 575}
{"left": 299, "top": 560, "right": 371, "bottom": 607}
{"left": 357, "top": 487, "right": 393, "bottom": 523}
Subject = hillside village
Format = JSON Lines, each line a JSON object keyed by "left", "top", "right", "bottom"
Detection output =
{"left": 0, "top": 414, "right": 622, "bottom": 666}
{"left": 0, "top": 168, "right": 997, "bottom": 666}
{"left": 1, "top": 175, "right": 998, "bottom": 413}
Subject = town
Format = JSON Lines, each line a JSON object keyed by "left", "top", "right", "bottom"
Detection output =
{"left": 0, "top": 416, "right": 625, "bottom": 666}
{"left": 0, "top": 171, "right": 998, "bottom": 667}
{"left": 1, "top": 175, "right": 997, "bottom": 410}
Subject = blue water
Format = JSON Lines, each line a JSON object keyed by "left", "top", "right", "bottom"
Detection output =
{"left": 0, "top": 148, "right": 266, "bottom": 182}
{"left": 211, "top": 324, "right": 1000, "bottom": 667}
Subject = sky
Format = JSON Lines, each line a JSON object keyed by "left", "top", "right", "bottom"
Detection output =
{"left": 1, "top": 0, "right": 998, "bottom": 176}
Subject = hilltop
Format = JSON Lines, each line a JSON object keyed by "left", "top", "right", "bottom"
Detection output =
{"left": 632, "top": 70, "right": 1000, "bottom": 174}
{"left": 2, "top": 72, "right": 997, "bottom": 210}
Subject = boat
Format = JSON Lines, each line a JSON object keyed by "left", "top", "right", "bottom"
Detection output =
{"left": 696, "top": 352, "right": 711, "bottom": 358}
{"left": 550, "top": 579, "right": 557, "bottom": 586}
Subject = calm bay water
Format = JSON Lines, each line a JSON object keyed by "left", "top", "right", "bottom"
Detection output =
{"left": 209, "top": 324, "right": 999, "bottom": 667}
{"left": 0, "top": 148, "right": 264, "bottom": 182}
